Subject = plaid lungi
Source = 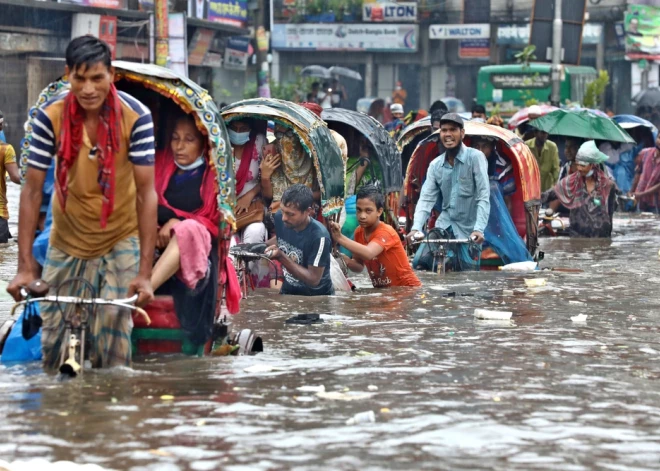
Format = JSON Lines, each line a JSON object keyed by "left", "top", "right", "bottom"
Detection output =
{"left": 40, "top": 237, "right": 140, "bottom": 370}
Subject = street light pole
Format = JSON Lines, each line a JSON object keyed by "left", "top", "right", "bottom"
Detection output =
{"left": 550, "top": 0, "right": 562, "bottom": 106}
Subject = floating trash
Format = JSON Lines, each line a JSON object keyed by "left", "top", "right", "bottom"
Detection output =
{"left": 474, "top": 309, "right": 513, "bottom": 320}
{"left": 346, "top": 410, "right": 376, "bottom": 425}
{"left": 571, "top": 314, "right": 588, "bottom": 322}
{"left": 524, "top": 278, "right": 547, "bottom": 288}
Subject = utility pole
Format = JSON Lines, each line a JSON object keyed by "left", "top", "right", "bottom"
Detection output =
{"left": 154, "top": 0, "right": 169, "bottom": 67}
{"left": 255, "top": 0, "right": 271, "bottom": 97}
{"left": 550, "top": 0, "right": 562, "bottom": 106}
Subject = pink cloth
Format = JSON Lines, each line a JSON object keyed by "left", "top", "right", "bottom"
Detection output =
{"left": 172, "top": 219, "right": 212, "bottom": 289}
{"left": 223, "top": 257, "right": 241, "bottom": 315}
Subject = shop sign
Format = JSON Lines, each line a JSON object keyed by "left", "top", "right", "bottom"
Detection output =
{"left": 71, "top": 14, "right": 117, "bottom": 59}
{"left": 224, "top": 36, "right": 250, "bottom": 70}
{"left": 490, "top": 73, "right": 551, "bottom": 89}
{"left": 168, "top": 12, "right": 188, "bottom": 77}
{"left": 497, "top": 23, "right": 603, "bottom": 46}
{"left": 188, "top": 29, "right": 215, "bottom": 66}
{"left": 362, "top": 2, "right": 417, "bottom": 22}
{"left": 429, "top": 23, "right": 489, "bottom": 40}
{"left": 459, "top": 38, "right": 490, "bottom": 59}
{"left": 208, "top": 0, "right": 248, "bottom": 28}
{"left": 60, "top": 0, "right": 126, "bottom": 9}
{"left": 271, "top": 24, "right": 417, "bottom": 52}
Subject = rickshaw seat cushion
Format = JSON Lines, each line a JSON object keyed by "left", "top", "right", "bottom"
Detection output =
{"left": 138, "top": 296, "right": 180, "bottom": 329}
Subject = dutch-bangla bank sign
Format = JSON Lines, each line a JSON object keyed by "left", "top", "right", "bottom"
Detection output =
{"left": 429, "top": 24, "right": 490, "bottom": 40}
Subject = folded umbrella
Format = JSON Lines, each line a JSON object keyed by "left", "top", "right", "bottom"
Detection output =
{"left": 528, "top": 109, "right": 635, "bottom": 144}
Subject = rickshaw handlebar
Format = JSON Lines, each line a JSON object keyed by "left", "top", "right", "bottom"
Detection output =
{"left": 11, "top": 293, "right": 151, "bottom": 326}
{"left": 412, "top": 238, "right": 472, "bottom": 245}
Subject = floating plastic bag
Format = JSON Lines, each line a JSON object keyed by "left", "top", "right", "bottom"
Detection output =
{"left": 1, "top": 303, "right": 42, "bottom": 363}
{"left": 330, "top": 256, "right": 352, "bottom": 292}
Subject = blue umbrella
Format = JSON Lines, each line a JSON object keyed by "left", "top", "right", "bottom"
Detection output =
{"left": 613, "top": 114, "right": 658, "bottom": 139}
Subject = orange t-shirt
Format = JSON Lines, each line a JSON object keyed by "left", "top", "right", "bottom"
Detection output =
{"left": 354, "top": 223, "right": 421, "bottom": 288}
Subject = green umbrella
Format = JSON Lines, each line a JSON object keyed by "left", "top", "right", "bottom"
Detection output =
{"left": 528, "top": 109, "right": 635, "bottom": 143}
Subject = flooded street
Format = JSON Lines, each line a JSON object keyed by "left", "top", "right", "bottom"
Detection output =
{"left": 2, "top": 184, "right": 660, "bottom": 470}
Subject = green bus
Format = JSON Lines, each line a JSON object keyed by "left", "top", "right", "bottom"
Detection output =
{"left": 476, "top": 64, "right": 598, "bottom": 117}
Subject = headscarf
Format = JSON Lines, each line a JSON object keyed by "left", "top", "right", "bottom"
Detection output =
{"left": 300, "top": 102, "right": 323, "bottom": 118}
{"left": 270, "top": 130, "right": 314, "bottom": 202}
{"left": 554, "top": 165, "right": 613, "bottom": 210}
{"left": 487, "top": 115, "right": 505, "bottom": 128}
{"left": 57, "top": 84, "right": 121, "bottom": 228}
{"left": 155, "top": 149, "right": 220, "bottom": 238}
{"left": 575, "top": 140, "right": 609, "bottom": 165}
{"left": 234, "top": 131, "right": 258, "bottom": 196}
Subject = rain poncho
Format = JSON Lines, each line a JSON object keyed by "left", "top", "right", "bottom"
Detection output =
{"left": 484, "top": 182, "right": 532, "bottom": 264}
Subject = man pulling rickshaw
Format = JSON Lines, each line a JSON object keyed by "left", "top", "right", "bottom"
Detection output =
{"left": 7, "top": 36, "right": 157, "bottom": 370}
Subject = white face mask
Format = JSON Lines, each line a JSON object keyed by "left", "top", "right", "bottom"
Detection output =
{"left": 175, "top": 155, "right": 205, "bottom": 171}
{"left": 228, "top": 129, "right": 251, "bottom": 146}
{"left": 585, "top": 169, "right": 594, "bottom": 177}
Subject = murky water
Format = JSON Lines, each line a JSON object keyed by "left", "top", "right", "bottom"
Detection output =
{"left": 2, "top": 183, "right": 660, "bottom": 470}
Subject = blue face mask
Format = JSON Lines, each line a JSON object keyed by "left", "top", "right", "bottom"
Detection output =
{"left": 175, "top": 155, "right": 205, "bottom": 171}
{"left": 228, "top": 129, "right": 251, "bottom": 146}
{"left": 0, "top": 130, "right": 5, "bottom": 143}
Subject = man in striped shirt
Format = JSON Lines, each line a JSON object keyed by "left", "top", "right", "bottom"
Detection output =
{"left": 7, "top": 36, "right": 158, "bottom": 369}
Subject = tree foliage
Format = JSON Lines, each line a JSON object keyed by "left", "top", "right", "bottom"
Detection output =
{"left": 582, "top": 70, "right": 610, "bottom": 109}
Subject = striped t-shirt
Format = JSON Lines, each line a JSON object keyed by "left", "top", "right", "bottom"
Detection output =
{"left": 28, "top": 90, "right": 155, "bottom": 259}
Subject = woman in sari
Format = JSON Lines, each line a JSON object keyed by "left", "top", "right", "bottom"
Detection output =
{"left": 151, "top": 114, "right": 222, "bottom": 344}
{"left": 543, "top": 140, "right": 616, "bottom": 238}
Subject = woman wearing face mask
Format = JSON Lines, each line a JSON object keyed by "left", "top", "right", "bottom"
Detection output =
{"left": 150, "top": 114, "right": 221, "bottom": 342}
{"left": 542, "top": 140, "right": 617, "bottom": 238}
{"left": 228, "top": 119, "right": 268, "bottom": 244}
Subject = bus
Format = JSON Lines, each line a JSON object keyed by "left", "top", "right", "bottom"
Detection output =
{"left": 476, "top": 64, "right": 598, "bottom": 117}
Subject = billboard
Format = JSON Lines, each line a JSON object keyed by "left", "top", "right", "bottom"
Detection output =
{"left": 271, "top": 24, "right": 418, "bottom": 52}
{"left": 362, "top": 2, "right": 417, "bottom": 22}
{"left": 625, "top": 4, "right": 660, "bottom": 60}
{"left": 429, "top": 24, "right": 490, "bottom": 40}
{"left": 208, "top": 0, "right": 248, "bottom": 28}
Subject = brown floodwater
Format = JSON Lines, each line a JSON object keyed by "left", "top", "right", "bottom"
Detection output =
{"left": 2, "top": 184, "right": 660, "bottom": 470}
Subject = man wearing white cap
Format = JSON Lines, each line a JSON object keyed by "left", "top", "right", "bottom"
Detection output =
{"left": 385, "top": 103, "right": 405, "bottom": 138}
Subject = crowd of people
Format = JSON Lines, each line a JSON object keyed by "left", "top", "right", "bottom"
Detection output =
{"left": 5, "top": 35, "right": 660, "bottom": 371}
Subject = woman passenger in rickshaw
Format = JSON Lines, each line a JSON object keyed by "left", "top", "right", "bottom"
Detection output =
{"left": 260, "top": 122, "right": 321, "bottom": 210}
{"left": 470, "top": 135, "right": 532, "bottom": 264}
{"left": 150, "top": 113, "right": 221, "bottom": 343}
{"left": 227, "top": 118, "right": 268, "bottom": 245}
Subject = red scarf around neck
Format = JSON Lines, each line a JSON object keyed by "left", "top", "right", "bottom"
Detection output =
{"left": 234, "top": 132, "right": 257, "bottom": 196}
{"left": 155, "top": 149, "right": 220, "bottom": 238}
{"left": 56, "top": 83, "right": 121, "bottom": 228}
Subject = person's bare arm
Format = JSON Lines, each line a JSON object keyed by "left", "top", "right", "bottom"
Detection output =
{"left": 267, "top": 246, "right": 325, "bottom": 287}
{"left": 129, "top": 164, "right": 157, "bottom": 306}
{"left": 5, "top": 162, "right": 20, "bottom": 185}
{"left": 260, "top": 154, "right": 281, "bottom": 202}
{"left": 340, "top": 252, "right": 364, "bottom": 273}
{"left": 635, "top": 181, "right": 660, "bottom": 198}
{"left": 7, "top": 167, "right": 45, "bottom": 300}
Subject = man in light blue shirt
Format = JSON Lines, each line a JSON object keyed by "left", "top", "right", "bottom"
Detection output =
{"left": 407, "top": 113, "right": 490, "bottom": 271}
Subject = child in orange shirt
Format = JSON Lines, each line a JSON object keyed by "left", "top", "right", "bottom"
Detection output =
{"left": 329, "top": 185, "right": 421, "bottom": 288}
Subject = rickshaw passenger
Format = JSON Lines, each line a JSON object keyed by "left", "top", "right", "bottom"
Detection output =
{"left": 228, "top": 118, "right": 267, "bottom": 245}
{"left": 471, "top": 136, "right": 516, "bottom": 212}
{"left": 8, "top": 36, "right": 157, "bottom": 369}
{"left": 151, "top": 114, "right": 221, "bottom": 344}
{"left": 260, "top": 123, "right": 320, "bottom": 207}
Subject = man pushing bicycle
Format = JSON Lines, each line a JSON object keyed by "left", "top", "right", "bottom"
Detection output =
{"left": 406, "top": 113, "right": 490, "bottom": 272}
{"left": 7, "top": 36, "right": 157, "bottom": 370}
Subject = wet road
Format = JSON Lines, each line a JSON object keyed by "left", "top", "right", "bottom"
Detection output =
{"left": 2, "top": 183, "right": 660, "bottom": 470}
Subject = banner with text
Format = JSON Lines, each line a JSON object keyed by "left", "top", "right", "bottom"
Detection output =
{"left": 225, "top": 36, "right": 250, "bottom": 70}
{"left": 429, "top": 23, "right": 490, "bottom": 40}
{"left": 272, "top": 24, "right": 418, "bottom": 52}
{"left": 208, "top": 0, "right": 248, "bottom": 28}
{"left": 625, "top": 4, "right": 660, "bottom": 60}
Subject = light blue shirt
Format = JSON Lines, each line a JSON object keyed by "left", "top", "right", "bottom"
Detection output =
{"left": 412, "top": 145, "right": 491, "bottom": 238}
